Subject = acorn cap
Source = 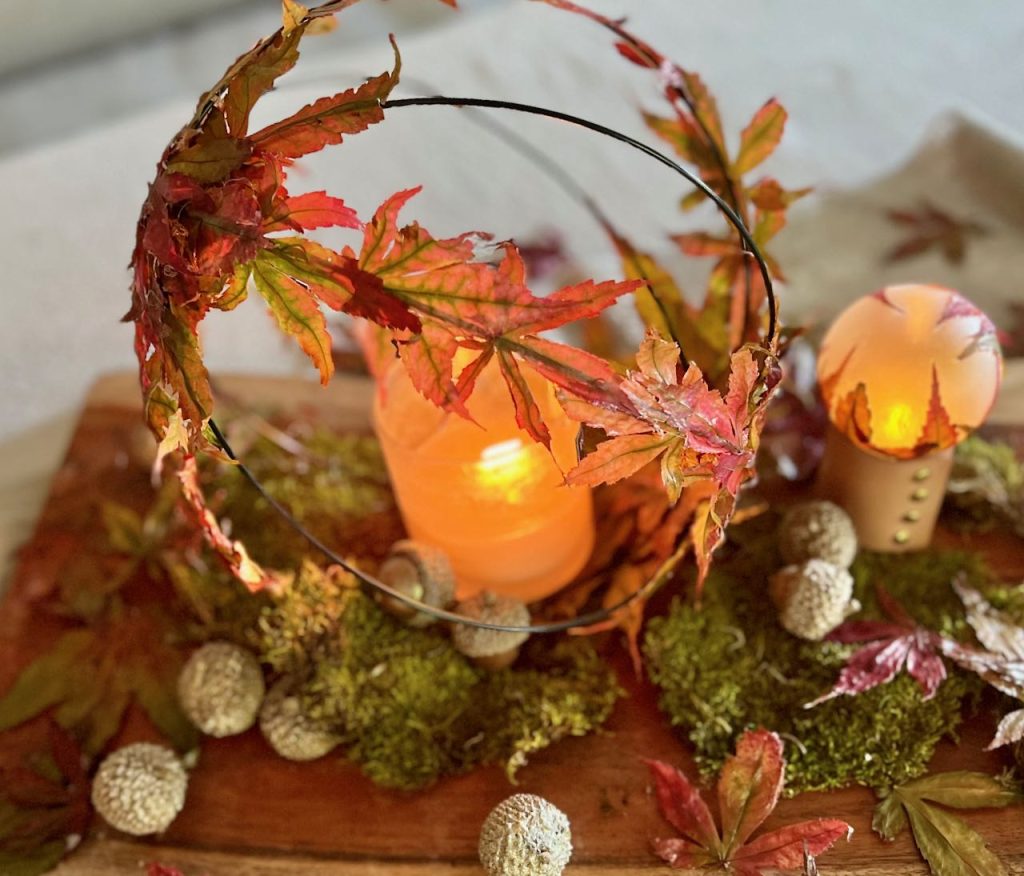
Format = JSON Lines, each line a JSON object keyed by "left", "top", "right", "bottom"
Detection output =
{"left": 770, "top": 559, "right": 860, "bottom": 641}
{"left": 377, "top": 540, "right": 456, "bottom": 627}
{"left": 479, "top": 793, "right": 572, "bottom": 876}
{"left": 91, "top": 743, "right": 187, "bottom": 836}
{"left": 452, "top": 592, "right": 530, "bottom": 660}
{"left": 178, "top": 641, "right": 265, "bottom": 737}
{"left": 779, "top": 500, "right": 858, "bottom": 568}
{"left": 259, "top": 678, "right": 341, "bottom": 762}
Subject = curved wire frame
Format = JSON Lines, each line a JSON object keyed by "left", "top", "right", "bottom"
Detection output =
{"left": 206, "top": 94, "right": 777, "bottom": 635}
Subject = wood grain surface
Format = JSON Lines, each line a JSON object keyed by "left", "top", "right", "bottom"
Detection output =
{"left": 1, "top": 372, "right": 1022, "bottom": 876}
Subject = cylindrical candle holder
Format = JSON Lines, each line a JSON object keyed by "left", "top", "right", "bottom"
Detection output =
{"left": 373, "top": 359, "right": 594, "bottom": 602}
{"left": 816, "top": 425, "right": 953, "bottom": 551}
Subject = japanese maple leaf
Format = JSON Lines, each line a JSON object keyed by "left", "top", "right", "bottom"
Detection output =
{"left": 884, "top": 201, "right": 987, "bottom": 266}
{"left": 562, "top": 330, "right": 778, "bottom": 585}
{"left": 647, "top": 729, "right": 851, "bottom": 873}
{"left": 806, "top": 584, "right": 947, "bottom": 707}
{"left": 346, "top": 187, "right": 641, "bottom": 445}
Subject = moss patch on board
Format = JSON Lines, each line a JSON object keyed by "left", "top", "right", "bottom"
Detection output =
{"left": 643, "top": 514, "right": 994, "bottom": 794}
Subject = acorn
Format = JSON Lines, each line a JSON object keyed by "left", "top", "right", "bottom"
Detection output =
{"left": 769, "top": 559, "right": 860, "bottom": 641}
{"left": 479, "top": 793, "right": 572, "bottom": 876}
{"left": 178, "top": 641, "right": 265, "bottom": 737}
{"left": 259, "top": 678, "right": 341, "bottom": 762}
{"left": 451, "top": 592, "right": 530, "bottom": 670}
{"left": 91, "top": 743, "right": 188, "bottom": 836}
{"left": 377, "top": 540, "right": 456, "bottom": 627}
{"left": 779, "top": 500, "right": 858, "bottom": 568}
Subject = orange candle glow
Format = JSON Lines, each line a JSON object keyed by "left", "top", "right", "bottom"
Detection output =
{"left": 815, "top": 284, "right": 1003, "bottom": 550}
{"left": 372, "top": 358, "right": 594, "bottom": 601}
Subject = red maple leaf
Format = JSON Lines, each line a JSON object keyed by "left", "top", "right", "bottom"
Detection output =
{"left": 562, "top": 330, "right": 778, "bottom": 586}
{"left": 806, "top": 585, "right": 947, "bottom": 706}
{"left": 647, "top": 729, "right": 851, "bottom": 873}
{"left": 344, "top": 187, "right": 641, "bottom": 446}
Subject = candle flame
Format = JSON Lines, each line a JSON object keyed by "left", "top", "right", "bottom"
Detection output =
{"left": 475, "top": 439, "right": 535, "bottom": 501}
{"left": 877, "top": 402, "right": 917, "bottom": 446}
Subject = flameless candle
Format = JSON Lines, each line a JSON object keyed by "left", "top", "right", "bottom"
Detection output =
{"left": 372, "top": 358, "right": 595, "bottom": 601}
{"left": 815, "top": 284, "right": 1002, "bottom": 550}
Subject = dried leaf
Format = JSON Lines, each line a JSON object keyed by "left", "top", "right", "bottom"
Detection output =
{"left": 648, "top": 729, "right": 851, "bottom": 873}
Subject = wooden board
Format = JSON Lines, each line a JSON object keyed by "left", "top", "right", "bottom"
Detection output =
{"left": 2, "top": 372, "right": 1023, "bottom": 876}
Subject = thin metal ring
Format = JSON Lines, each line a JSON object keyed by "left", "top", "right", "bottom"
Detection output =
{"left": 207, "top": 95, "right": 777, "bottom": 634}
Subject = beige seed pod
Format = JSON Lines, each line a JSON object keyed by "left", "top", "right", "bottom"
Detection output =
{"left": 770, "top": 559, "right": 860, "bottom": 641}
{"left": 479, "top": 793, "right": 572, "bottom": 876}
{"left": 377, "top": 540, "right": 456, "bottom": 627}
{"left": 259, "top": 678, "right": 340, "bottom": 762}
{"left": 452, "top": 592, "right": 530, "bottom": 670}
{"left": 779, "top": 500, "right": 858, "bottom": 568}
{"left": 178, "top": 641, "right": 265, "bottom": 737}
{"left": 91, "top": 743, "right": 187, "bottom": 836}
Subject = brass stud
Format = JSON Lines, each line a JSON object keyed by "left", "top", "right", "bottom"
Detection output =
{"left": 913, "top": 467, "right": 930, "bottom": 482}
{"left": 903, "top": 509, "right": 921, "bottom": 523}
{"left": 893, "top": 530, "right": 910, "bottom": 545}
{"left": 911, "top": 487, "right": 929, "bottom": 501}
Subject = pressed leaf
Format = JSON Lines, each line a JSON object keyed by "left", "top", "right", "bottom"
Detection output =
{"left": 903, "top": 798, "right": 1008, "bottom": 876}
{"left": 647, "top": 730, "right": 852, "bottom": 873}
{"left": 901, "top": 771, "right": 1021, "bottom": 811}
{"left": 717, "top": 729, "right": 785, "bottom": 854}
{"left": 733, "top": 99, "right": 787, "bottom": 175}
{"left": 873, "top": 793, "right": 908, "bottom": 841}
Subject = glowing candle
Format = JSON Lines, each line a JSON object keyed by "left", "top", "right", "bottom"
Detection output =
{"left": 372, "top": 357, "right": 594, "bottom": 601}
{"left": 816, "top": 284, "right": 1002, "bottom": 550}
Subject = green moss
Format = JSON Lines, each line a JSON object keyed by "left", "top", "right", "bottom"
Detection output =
{"left": 206, "top": 429, "right": 404, "bottom": 569}
{"left": 643, "top": 514, "right": 996, "bottom": 794}
{"left": 945, "top": 435, "right": 1024, "bottom": 535}
{"left": 295, "top": 591, "right": 621, "bottom": 789}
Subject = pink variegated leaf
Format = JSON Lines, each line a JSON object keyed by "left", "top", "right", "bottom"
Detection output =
{"left": 953, "top": 577, "right": 1024, "bottom": 661}
{"left": 806, "top": 639, "right": 914, "bottom": 707}
{"left": 826, "top": 620, "right": 911, "bottom": 644}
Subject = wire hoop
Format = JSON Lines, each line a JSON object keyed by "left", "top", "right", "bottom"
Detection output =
{"left": 207, "top": 94, "right": 777, "bottom": 635}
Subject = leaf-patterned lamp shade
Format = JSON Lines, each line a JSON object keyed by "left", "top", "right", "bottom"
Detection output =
{"left": 817, "top": 285, "right": 1002, "bottom": 460}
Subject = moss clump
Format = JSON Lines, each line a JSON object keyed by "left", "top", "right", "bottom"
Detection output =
{"left": 644, "top": 514, "right": 994, "bottom": 794}
{"left": 945, "top": 435, "right": 1024, "bottom": 535}
{"left": 207, "top": 429, "right": 404, "bottom": 569}
{"left": 297, "top": 591, "right": 621, "bottom": 789}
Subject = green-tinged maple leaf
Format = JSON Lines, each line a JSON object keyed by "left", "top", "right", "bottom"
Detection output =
{"left": 351, "top": 188, "right": 640, "bottom": 445}
{"left": 0, "top": 609, "right": 197, "bottom": 755}
{"left": 733, "top": 98, "right": 787, "bottom": 175}
{"left": 0, "top": 724, "right": 91, "bottom": 876}
{"left": 747, "top": 178, "right": 811, "bottom": 211}
{"left": 647, "top": 729, "right": 851, "bottom": 873}
{"left": 249, "top": 38, "right": 400, "bottom": 159}
{"left": 873, "top": 771, "right": 1022, "bottom": 876}
{"left": 164, "top": 135, "right": 251, "bottom": 184}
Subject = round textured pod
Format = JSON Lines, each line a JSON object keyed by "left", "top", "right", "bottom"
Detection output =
{"left": 769, "top": 559, "right": 860, "bottom": 641}
{"left": 260, "top": 678, "right": 340, "bottom": 761}
{"left": 377, "top": 540, "right": 456, "bottom": 627}
{"left": 452, "top": 592, "right": 530, "bottom": 670}
{"left": 479, "top": 793, "right": 572, "bottom": 876}
{"left": 91, "top": 743, "right": 188, "bottom": 836}
{"left": 779, "top": 500, "right": 858, "bottom": 568}
{"left": 178, "top": 641, "right": 265, "bottom": 737}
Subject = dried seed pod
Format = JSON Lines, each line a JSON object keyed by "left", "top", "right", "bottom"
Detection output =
{"left": 479, "top": 793, "right": 572, "bottom": 876}
{"left": 770, "top": 559, "right": 860, "bottom": 641}
{"left": 178, "top": 641, "right": 265, "bottom": 737}
{"left": 452, "top": 592, "right": 530, "bottom": 670}
{"left": 377, "top": 540, "right": 456, "bottom": 627}
{"left": 259, "top": 678, "right": 340, "bottom": 762}
{"left": 91, "top": 743, "right": 188, "bottom": 836}
{"left": 779, "top": 500, "right": 858, "bottom": 568}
